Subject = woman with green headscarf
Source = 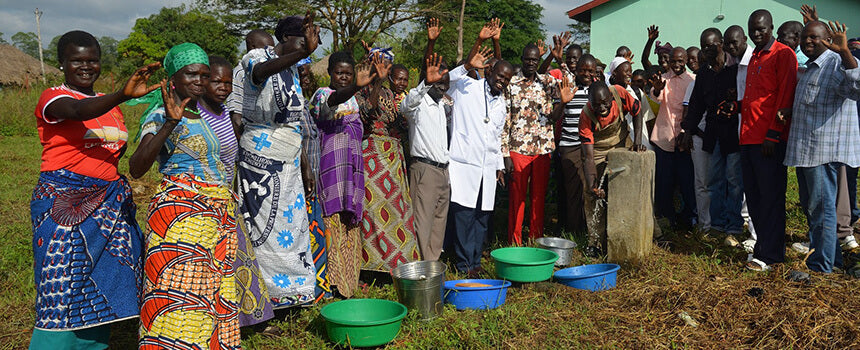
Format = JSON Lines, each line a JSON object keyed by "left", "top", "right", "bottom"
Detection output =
{"left": 128, "top": 43, "right": 241, "bottom": 349}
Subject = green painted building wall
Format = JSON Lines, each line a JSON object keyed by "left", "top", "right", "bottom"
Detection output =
{"left": 587, "top": 0, "right": 860, "bottom": 70}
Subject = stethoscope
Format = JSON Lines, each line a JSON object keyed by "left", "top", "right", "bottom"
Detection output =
{"left": 483, "top": 80, "right": 490, "bottom": 124}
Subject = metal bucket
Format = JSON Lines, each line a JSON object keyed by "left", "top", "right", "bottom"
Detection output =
{"left": 390, "top": 260, "right": 447, "bottom": 319}
{"left": 536, "top": 237, "right": 577, "bottom": 267}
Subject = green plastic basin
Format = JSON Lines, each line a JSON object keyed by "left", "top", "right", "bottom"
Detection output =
{"left": 320, "top": 299, "right": 408, "bottom": 347}
{"left": 491, "top": 247, "right": 559, "bottom": 282}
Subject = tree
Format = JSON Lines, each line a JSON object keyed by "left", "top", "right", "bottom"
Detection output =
{"left": 43, "top": 35, "right": 61, "bottom": 67}
{"left": 0, "top": 32, "right": 8, "bottom": 45}
{"left": 117, "top": 6, "right": 240, "bottom": 76}
{"left": 99, "top": 36, "right": 120, "bottom": 73}
{"left": 568, "top": 19, "right": 590, "bottom": 53}
{"left": 396, "top": 0, "right": 545, "bottom": 69}
{"left": 12, "top": 32, "right": 39, "bottom": 58}
{"left": 197, "top": 0, "right": 442, "bottom": 53}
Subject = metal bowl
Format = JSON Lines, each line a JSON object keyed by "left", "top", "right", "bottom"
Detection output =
{"left": 535, "top": 237, "right": 577, "bottom": 267}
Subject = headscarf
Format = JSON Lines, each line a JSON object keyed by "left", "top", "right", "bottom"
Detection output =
{"left": 369, "top": 47, "right": 394, "bottom": 61}
{"left": 128, "top": 42, "right": 209, "bottom": 140}
{"left": 608, "top": 56, "right": 628, "bottom": 75}
{"left": 297, "top": 57, "right": 313, "bottom": 67}
{"left": 654, "top": 41, "right": 673, "bottom": 56}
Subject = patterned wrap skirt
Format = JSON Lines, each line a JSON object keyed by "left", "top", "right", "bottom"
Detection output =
{"left": 139, "top": 174, "right": 240, "bottom": 350}
{"left": 30, "top": 169, "right": 144, "bottom": 331}
{"left": 238, "top": 125, "right": 315, "bottom": 308}
{"left": 360, "top": 134, "right": 421, "bottom": 271}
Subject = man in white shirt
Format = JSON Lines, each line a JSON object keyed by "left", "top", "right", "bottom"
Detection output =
{"left": 400, "top": 54, "right": 452, "bottom": 261}
{"left": 438, "top": 25, "right": 514, "bottom": 275}
{"left": 723, "top": 24, "right": 758, "bottom": 251}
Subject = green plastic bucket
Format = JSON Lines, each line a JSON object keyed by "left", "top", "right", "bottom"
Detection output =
{"left": 491, "top": 247, "right": 559, "bottom": 282}
{"left": 320, "top": 299, "right": 408, "bottom": 347}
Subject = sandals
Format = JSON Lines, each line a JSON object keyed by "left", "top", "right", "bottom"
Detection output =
{"left": 746, "top": 258, "right": 771, "bottom": 272}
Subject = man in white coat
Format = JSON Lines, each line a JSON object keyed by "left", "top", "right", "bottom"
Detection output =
{"left": 436, "top": 23, "right": 513, "bottom": 275}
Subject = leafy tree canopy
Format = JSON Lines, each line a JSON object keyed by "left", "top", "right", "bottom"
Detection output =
{"left": 197, "top": 0, "right": 439, "bottom": 53}
{"left": 12, "top": 32, "right": 39, "bottom": 59}
{"left": 396, "top": 0, "right": 545, "bottom": 70}
{"left": 117, "top": 5, "right": 240, "bottom": 76}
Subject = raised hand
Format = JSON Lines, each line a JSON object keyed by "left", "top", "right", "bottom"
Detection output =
{"left": 356, "top": 62, "right": 378, "bottom": 88}
{"left": 425, "top": 53, "right": 449, "bottom": 84}
{"left": 824, "top": 21, "right": 850, "bottom": 52}
{"left": 650, "top": 74, "right": 666, "bottom": 92}
{"left": 800, "top": 4, "right": 818, "bottom": 25}
{"left": 559, "top": 75, "right": 577, "bottom": 104}
{"left": 370, "top": 52, "right": 392, "bottom": 81}
{"left": 427, "top": 18, "right": 442, "bottom": 41}
{"left": 647, "top": 25, "right": 659, "bottom": 41}
{"left": 122, "top": 62, "right": 161, "bottom": 99}
{"left": 302, "top": 10, "right": 320, "bottom": 55}
{"left": 468, "top": 46, "right": 493, "bottom": 70}
{"left": 160, "top": 80, "right": 190, "bottom": 121}
{"left": 492, "top": 18, "right": 504, "bottom": 41}
{"left": 551, "top": 32, "right": 571, "bottom": 61}
{"left": 535, "top": 39, "right": 548, "bottom": 57}
{"left": 479, "top": 19, "right": 499, "bottom": 40}
{"left": 360, "top": 39, "right": 373, "bottom": 54}
{"left": 624, "top": 50, "right": 635, "bottom": 63}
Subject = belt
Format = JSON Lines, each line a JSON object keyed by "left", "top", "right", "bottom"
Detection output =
{"left": 414, "top": 157, "right": 448, "bottom": 169}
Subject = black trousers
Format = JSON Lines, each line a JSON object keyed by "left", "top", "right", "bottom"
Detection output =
{"left": 741, "top": 143, "right": 787, "bottom": 265}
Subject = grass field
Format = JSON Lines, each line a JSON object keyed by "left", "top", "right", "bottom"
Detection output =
{"left": 0, "top": 82, "right": 858, "bottom": 349}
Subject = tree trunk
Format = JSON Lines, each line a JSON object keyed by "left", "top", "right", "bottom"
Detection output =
{"left": 456, "top": 0, "right": 465, "bottom": 62}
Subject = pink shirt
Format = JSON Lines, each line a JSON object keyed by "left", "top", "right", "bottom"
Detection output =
{"left": 649, "top": 70, "right": 695, "bottom": 152}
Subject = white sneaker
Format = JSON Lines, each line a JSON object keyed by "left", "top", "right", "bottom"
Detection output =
{"left": 791, "top": 242, "right": 810, "bottom": 254}
{"left": 741, "top": 239, "right": 756, "bottom": 253}
{"left": 841, "top": 235, "right": 860, "bottom": 250}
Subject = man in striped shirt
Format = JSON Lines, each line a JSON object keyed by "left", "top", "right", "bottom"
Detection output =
{"left": 558, "top": 54, "right": 598, "bottom": 235}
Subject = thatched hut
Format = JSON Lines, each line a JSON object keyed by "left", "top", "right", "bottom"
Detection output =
{"left": 0, "top": 44, "right": 61, "bottom": 87}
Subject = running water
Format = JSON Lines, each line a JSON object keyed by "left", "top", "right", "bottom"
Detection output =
{"left": 587, "top": 173, "right": 609, "bottom": 246}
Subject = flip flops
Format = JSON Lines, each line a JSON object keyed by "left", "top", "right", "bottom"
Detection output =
{"left": 746, "top": 258, "right": 771, "bottom": 272}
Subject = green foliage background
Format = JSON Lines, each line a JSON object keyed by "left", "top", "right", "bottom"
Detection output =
{"left": 117, "top": 6, "right": 240, "bottom": 76}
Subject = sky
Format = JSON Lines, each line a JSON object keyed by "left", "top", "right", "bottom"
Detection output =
{"left": 0, "top": 0, "right": 575, "bottom": 48}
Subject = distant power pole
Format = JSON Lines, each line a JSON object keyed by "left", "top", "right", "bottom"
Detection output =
{"left": 35, "top": 8, "right": 45, "bottom": 83}
{"left": 456, "top": 0, "right": 465, "bottom": 62}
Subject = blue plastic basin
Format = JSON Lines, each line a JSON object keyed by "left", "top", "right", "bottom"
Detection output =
{"left": 553, "top": 264, "right": 621, "bottom": 291}
{"left": 443, "top": 279, "right": 512, "bottom": 310}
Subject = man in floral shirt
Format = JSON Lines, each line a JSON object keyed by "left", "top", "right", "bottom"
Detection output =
{"left": 503, "top": 43, "right": 574, "bottom": 245}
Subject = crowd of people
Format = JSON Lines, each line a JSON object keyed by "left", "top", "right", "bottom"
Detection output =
{"left": 27, "top": 4, "right": 860, "bottom": 349}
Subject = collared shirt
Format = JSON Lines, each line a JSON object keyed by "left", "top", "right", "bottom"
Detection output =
{"left": 502, "top": 73, "right": 559, "bottom": 156}
{"left": 684, "top": 56, "right": 741, "bottom": 155}
{"left": 559, "top": 70, "right": 589, "bottom": 147}
{"left": 446, "top": 65, "right": 507, "bottom": 210}
{"left": 401, "top": 81, "right": 450, "bottom": 163}
{"left": 796, "top": 46, "right": 809, "bottom": 68}
{"left": 785, "top": 49, "right": 860, "bottom": 167}
{"left": 740, "top": 38, "right": 797, "bottom": 144}
{"left": 731, "top": 45, "right": 754, "bottom": 100}
{"left": 649, "top": 70, "right": 695, "bottom": 152}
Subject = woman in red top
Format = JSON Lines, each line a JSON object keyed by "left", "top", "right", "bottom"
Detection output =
{"left": 30, "top": 30, "right": 159, "bottom": 349}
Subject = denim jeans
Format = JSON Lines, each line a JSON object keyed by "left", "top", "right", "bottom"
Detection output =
{"left": 708, "top": 142, "right": 744, "bottom": 234}
{"left": 797, "top": 163, "right": 844, "bottom": 273}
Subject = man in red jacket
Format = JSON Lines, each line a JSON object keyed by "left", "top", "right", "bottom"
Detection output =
{"left": 741, "top": 9, "right": 798, "bottom": 271}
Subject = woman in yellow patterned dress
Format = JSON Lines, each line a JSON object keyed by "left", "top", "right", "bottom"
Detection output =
{"left": 129, "top": 43, "right": 240, "bottom": 349}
